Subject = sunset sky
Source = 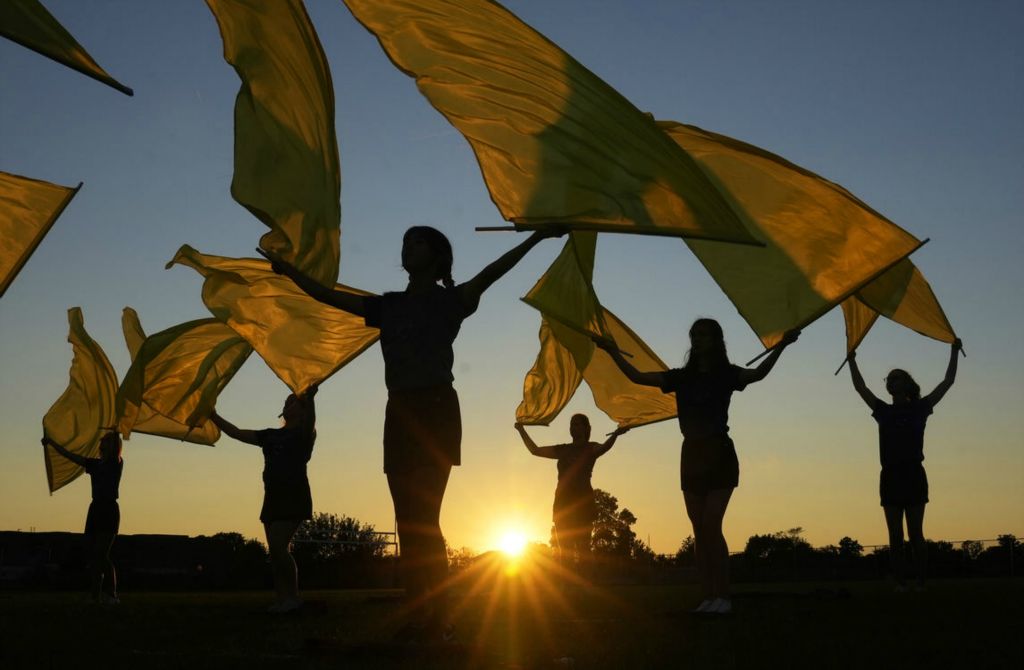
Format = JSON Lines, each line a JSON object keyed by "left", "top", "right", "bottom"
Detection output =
{"left": 1, "top": 0, "right": 1021, "bottom": 555}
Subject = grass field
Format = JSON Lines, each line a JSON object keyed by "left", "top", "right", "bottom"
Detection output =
{"left": 1, "top": 577, "right": 1021, "bottom": 669}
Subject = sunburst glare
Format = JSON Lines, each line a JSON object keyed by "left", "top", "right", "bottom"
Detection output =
{"left": 497, "top": 529, "right": 528, "bottom": 558}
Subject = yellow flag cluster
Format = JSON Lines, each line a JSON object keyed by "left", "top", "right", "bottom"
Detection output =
{"left": 208, "top": 0, "right": 341, "bottom": 286}
{"left": 0, "top": 171, "right": 79, "bottom": 299}
{"left": 167, "top": 246, "right": 379, "bottom": 396}
{"left": 660, "top": 121, "right": 929, "bottom": 350}
{"left": 0, "top": 0, "right": 132, "bottom": 95}
{"left": 116, "top": 308, "right": 249, "bottom": 444}
{"left": 343, "top": 0, "right": 758, "bottom": 245}
{"left": 518, "top": 234, "right": 675, "bottom": 428}
{"left": 42, "top": 308, "right": 118, "bottom": 493}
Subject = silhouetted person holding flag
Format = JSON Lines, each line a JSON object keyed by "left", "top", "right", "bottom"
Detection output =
{"left": 42, "top": 432, "right": 123, "bottom": 604}
{"left": 847, "top": 338, "right": 962, "bottom": 590}
{"left": 515, "top": 415, "right": 629, "bottom": 576}
{"left": 260, "top": 226, "right": 562, "bottom": 641}
{"left": 596, "top": 318, "right": 799, "bottom": 615}
{"left": 211, "top": 386, "right": 318, "bottom": 613}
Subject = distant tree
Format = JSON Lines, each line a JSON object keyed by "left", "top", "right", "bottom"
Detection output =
{"left": 591, "top": 489, "right": 639, "bottom": 558}
{"left": 293, "top": 512, "right": 388, "bottom": 560}
{"left": 838, "top": 536, "right": 864, "bottom": 559}
{"left": 996, "top": 534, "right": 1019, "bottom": 551}
{"left": 675, "top": 536, "right": 696, "bottom": 566}
{"left": 447, "top": 545, "right": 476, "bottom": 571}
{"left": 961, "top": 540, "right": 984, "bottom": 561}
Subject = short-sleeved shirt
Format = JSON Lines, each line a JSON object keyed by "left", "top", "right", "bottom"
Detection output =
{"left": 659, "top": 364, "right": 748, "bottom": 440}
{"left": 256, "top": 426, "right": 315, "bottom": 484}
{"left": 552, "top": 443, "right": 598, "bottom": 503}
{"left": 85, "top": 458, "right": 122, "bottom": 501}
{"left": 872, "top": 399, "right": 933, "bottom": 468}
{"left": 363, "top": 286, "right": 476, "bottom": 391}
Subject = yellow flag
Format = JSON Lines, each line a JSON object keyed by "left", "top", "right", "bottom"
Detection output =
{"left": 518, "top": 235, "right": 675, "bottom": 428}
{"left": 167, "top": 245, "right": 379, "bottom": 395}
{"left": 0, "top": 171, "right": 79, "bottom": 298}
{"left": 343, "top": 0, "right": 758, "bottom": 245}
{"left": 208, "top": 0, "right": 341, "bottom": 286}
{"left": 42, "top": 308, "right": 118, "bottom": 493}
{"left": 660, "top": 121, "right": 925, "bottom": 349}
{"left": 116, "top": 308, "right": 235, "bottom": 445}
{"left": 841, "top": 259, "right": 955, "bottom": 353}
{"left": 0, "top": 0, "right": 132, "bottom": 95}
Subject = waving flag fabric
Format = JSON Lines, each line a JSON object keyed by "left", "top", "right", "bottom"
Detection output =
{"left": 841, "top": 258, "right": 955, "bottom": 353}
{"left": 208, "top": 0, "right": 341, "bottom": 286}
{"left": 517, "top": 234, "right": 674, "bottom": 428}
{"left": 167, "top": 245, "right": 379, "bottom": 395}
{"left": 660, "top": 121, "right": 925, "bottom": 350}
{"left": 42, "top": 308, "right": 118, "bottom": 493}
{"left": 0, "top": 0, "right": 132, "bottom": 95}
{"left": 0, "top": 171, "right": 79, "bottom": 299}
{"left": 343, "top": 0, "right": 758, "bottom": 245}
{"left": 116, "top": 308, "right": 236, "bottom": 444}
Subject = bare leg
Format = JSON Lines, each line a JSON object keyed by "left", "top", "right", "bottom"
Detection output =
{"left": 90, "top": 533, "right": 116, "bottom": 602}
{"left": 264, "top": 520, "right": 302, "bottom": 608}
{"left": 905, "top": 504, "right": 927, "bottom": 586}
{"left": 700, "top": 488, "right": 734, "bottom": 599}
{"left": 883, "top": 506, "right": 907, "bottom": 586}
{"left": 388, "top": 465, "right": 452, "bottom": 626}
{"left": 683, "top": 491, "right": 711, "bottom": 601}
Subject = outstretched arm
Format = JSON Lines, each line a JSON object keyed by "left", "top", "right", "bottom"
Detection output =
{"left": 514, "top": 422, "right": 559, "bottom": 458}
{"left": 923, "top": 338, "right": 963, "bottom": 407}
{"left": 737, "top": 329, "right": 800, "bottom": 386}
{"left": 847, "top": 352, "right": 882, "bottom": 410}
{"left": 458, "top": 230, "right": 563, "bottom": 313}
{"left": 592, "top": 336, "right": 666, "bottom": 388}
{"left": 297, "top": 385, "right": 318, "bottom": 436}
{"left": 593, "top": 425, "right": 630, "bottom": 458}
{"left": 210, "top": 411, "right": 261, "bottom": 446}
{"left": 256, "top": 248, "right": 366, "bottom": 317}
{"left": 41, "top": 436, "right": 89, "bottom": 467}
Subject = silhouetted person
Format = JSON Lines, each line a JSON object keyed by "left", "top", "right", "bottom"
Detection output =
{"left": 595, "top": 319, "right": 799, "bottom": 615}
{"left": 43, "top": 432, "right": 123, "bottom": 604}
{"left": 515, "top": 416, "right": 629, "bottom": 576}
{"left": 211, "top": 386, "right": 318, "bottom": 613}
{"left": 260, "top": 226, "right": 561, "bottom": 641}
{"left": 848, "top": 339, "right": 962, "bottom": 590}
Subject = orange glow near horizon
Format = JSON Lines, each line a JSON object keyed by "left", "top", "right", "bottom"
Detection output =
{"left": 497, "top": 529, "right": 529, "bottom": 559}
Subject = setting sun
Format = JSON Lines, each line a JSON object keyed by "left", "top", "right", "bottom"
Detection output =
{"left": 497, "top": 530, "right": 528, "bottom": 558}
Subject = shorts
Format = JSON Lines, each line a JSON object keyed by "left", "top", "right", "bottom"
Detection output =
{"left": 680, "top": 435, "right": 739, "bottom": 493}
{"left": 261, "top": 476, "right": 313, "bottom": 523}
{"left": 880, "top": 463, "right": 929, "bottom": 507}
{"left": 383, "top": 384, "right": 461, "bottom": 473}
{"left": 84, "top": 500, "right": 120, "bottom": 536}
{"left": 553, "top": 492, "right": 597, "bottom": 537}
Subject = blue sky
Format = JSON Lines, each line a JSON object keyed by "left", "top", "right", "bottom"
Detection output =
{"left": 1, "top": 0, "right": 1021, "bottom": 552}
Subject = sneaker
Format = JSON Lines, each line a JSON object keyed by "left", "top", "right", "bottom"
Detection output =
{"left": 692, "top": 599, "right": 714, "bottom": 614}
{"left": 709, "top": 597, "right": 732, "bottom": 615}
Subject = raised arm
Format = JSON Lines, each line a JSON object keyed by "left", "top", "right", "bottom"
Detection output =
{"left": 923, "top": 338, "right": 963, "bottom": 407}
{"left": 514, "top": 422, "right": 559, "bottom": 458}
{"left": 256, "top": 248, "right": 367, "bottom": 317}
{"left": 847, "top": 352, "right": 882, "bottom": 410}
{"left": 592, "top": 425, "right": 630, "bottom": 458}
{"left": 458, "top": 229, "right": 563, "bottom": 313}
{"left": 41, "top": 436, "right": 89, "bottom": 467}
{"left": 296, "top": 385, "right": 318, "bottom": 436}
{"left": 737, "top": 329, "right": 800, "bottom": 386}
{"left": 210, "top": 411, "right": 261, "bottom": 446}
{"left": 592, "top": 336, "right": 666, "bottom": 388}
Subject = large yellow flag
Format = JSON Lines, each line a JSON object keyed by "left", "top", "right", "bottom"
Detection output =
{"left": 167, "top": 245, "right": 379, "bottom": 395}
{"left": 841, "top": 259, "right": 955, "bottom": 354}
{"left": 517, "top": 234, "right": 675, "bottom": 428}
{"left": 343, "top": 0, "right": 758, "bottom": 245}
{"left": 660, "top": 121, "right": 925, "bottom": 350}
{"left": 0, "top": 171, "right": 80, "bottom": 299}
{"left": 0, "top": 0, "right": 132, "bottom": 96}
{"left": 116, "top": 308, "right": 239, "bottom": 444}
{"left": 208, "top": 0, "right": 341, "bottom": 286}
{"left": 42, "top": 308, "right": 118, "bottom": 493}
